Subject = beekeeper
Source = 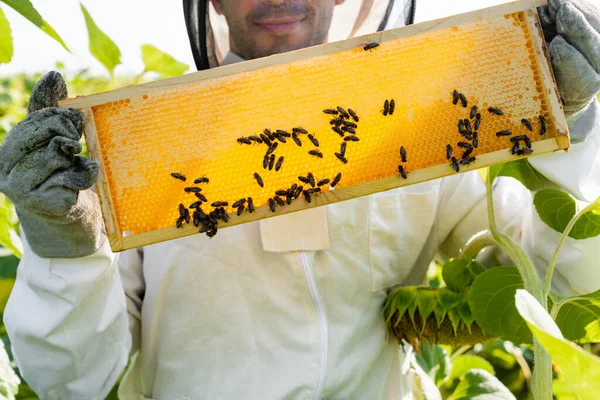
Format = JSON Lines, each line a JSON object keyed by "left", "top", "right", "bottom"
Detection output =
{"left": 2, "top": 0, "right": 599, "bottom": 398}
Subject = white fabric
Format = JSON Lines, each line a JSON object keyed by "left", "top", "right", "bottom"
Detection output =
{"left": 5, "top": 1, "right": 600, "bottom": 399}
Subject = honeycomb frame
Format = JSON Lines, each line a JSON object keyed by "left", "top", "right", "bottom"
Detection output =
{"left": 60, "top": 0, "right": 568, "bottom": 252}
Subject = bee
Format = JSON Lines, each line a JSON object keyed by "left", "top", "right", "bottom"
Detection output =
{"left": 274, "top": 196, "right": 285, "bottom": 207}
{"left": 254, "top": 172, "right": 264, "bottom": 188}
{"left": 511, "top": 143, "right": 519, "bottom": 155}
{"left": 474, "top": 114, "right": 481, "bottom": 131}
{"left": 206, "top": 228, "right": 218, "bottom": 238}
{"left": 472, "top": 132, "right": 479, "bottom": 148}
{"left": 458, "top": 93, "right": 467, "bottom": 108}
{"left": 397, "top": 165, "right": 408, "bottom": 179}
{"left": 193, "top": 211, "right": 201, "bottom": 227}
{"left": 275, "top": 189, "right": 287, "bottom": 196}
{"left": 446, "top": 144, "right": 453, "bottom": 160}
{"left": 458, "top": 120, "right": 466, "bottom": 134}
{"left": 307, "top": 172, "right": 315, "bottom": 187}
{"left": 275, "top": 135, "right": 287, "bottom": 144}
{"left": 196, "top": 207, "right": 207, "bottom": 219}
{"left": 521, "top": 118, "right": 533, "bottom": 132}
{"left": 348, "top": 108, "right": 359, "bottom": 122}
{"left": 220, "top": 209, "right": 230, "bottom": 223}
{"left": 344, "top": 136, "right": 359, "bottom": 142}
{"left": 340, "top": 142, "right": 347, "bottom": 156}
{"left": 263, "top": 154, "right": 269, "bottom": 169}
{"left": 459, "top": 156, "right": 476, "bottom": 166}
{"left": 293, "top": 127, "right": 308, "bottom": 134}
{"left": 457, "top": 142, "right": 472, "bottom": 149}
{"left": 519, "top": 147, "right": 534, "bottom": 155}
{"left": 470, "top": 105, "right": 478, "bottom": 119}
{"left": 171, "top": 172, "right": 186, "bottom": 181}
{"left": 382, "top": 99, "right": 389, "bottom": 116}
{"left": 176, "top": 216, "right": 184, "bottom": 229}
{"left": 248, "top": 197, "right": 255, "bottom": 213}
{"left": 308, "top": 134, "right": 319, "bottom": 147}
{"left": 452, "top": 90, "right": 459, "bottom": 105}
{"left": 189, "top": 201, "right": 202, "bottom": 209}
{"left": 450, "top": 156, "right": 460, "bottom": 173}
{"left": 464, "top": 119, "right": 472, "bottom": 135}
{"left": 194, "top": 176, "right": 209, "bottom": 184}
{"left": 335, "top": 153, "right": 348, "bottom": 163}
{"left": 292, "top": 132, "right": 303, "bottom": 147}
{"left": 260, "top": 133, "right": 272, "bottom": 147}
{"left": 237, "top": 137, "right": 252, "bottom": 145}
{"left": 268, "top": 198, "right": 276, "bottom": 212}
{"left": 184, "top": 186, "right": 201, "bottom": 193}
{"left": 496, "top": 129, "right": 512, "bottom": 137}
{"left": 178, "top": 203, "right": 187, "bottom": 216}
{"left": 400, "top": 146, "right": 407, "bottom": 163}
{"left": 539, "top": 115, "right": 547, "bottom": 135}
{"left": 184, "top": 210, "right": 191, "bottom": 224}
{"left": 265, "top": 128, "right": 275, "bottom": 141}
{"left": 248, "top": 135, "right": 263, "bottom": 144}
{"left": 195, "top": 192, "right": 208, "bottom": 202}
{"left": 291, "top": 183, "right": 298, "bottom": 192}
{"left": 275, "top": 156, "right": 284, "bottom": 171}
{"left": 331, "top": 172, "right": 342, "bottom": 187}
{"left": 268, "top": 154, "right": 275, "bottom": 171}
{"left": 286, "top": 193, "right": 293, "bottom": 205}
{"left": 303, "top": 190, "right": 312, "bottom": 203}
{"left": 462, "top": 147, "right": 474, "bottom": 158}
{"left": 298, "top": 175, "right": 310, "bottom": 184}
{"left": 199, "top": 225, "right": 209, "bottom": 234}
{"left": 294, "top": 185, "right": 304, "bottom": 198}
{"left": 510, "top": 135, "right": 531, "bottom": 148}
{"left": 323, "top": 108, "right": 339, "bottom": 115}
{"left": 523, "top": 135, "right": 532, "bottom": 148}
{"left": 363, "top": 42, "right": 380, "bottom": 51}
{"left": 276, "top": 129, "right": 291, "bottom": 138}
{"left": 211, "top": 201, "right": 228, "bottom": 207}
{"left": 488, "top": 107, "right": 504, "bottom": 115}
{"left": 306, "top": 188, "right": 321, "bottom": 194}
{"left": 337, "top": 106, "right": 350, "bottom": 119}
{"left": 342, "top": 120, "right": 357, "bottom": 128}
{"left": 308, "top": 149, "right": 323, "bottom": 158}
{"left": 266, "top": 142, "right": 278, "bottom": 155}
{"left": 343, "top": 127, "right": 356, "bottom": 134}
{"left": 232, "top": 198, "right": 246, "bottom": 208}
{"left": 317, "top": 178, "right": 330, "bottom": 186}
{"left": 332, "top": 126, "right": 345, "bottom": 136}
{"left": 237, "top": 205, "right": 245, "bottom": 216}
{"left": 389, "top": 99, "right": 396, "bottom": 115}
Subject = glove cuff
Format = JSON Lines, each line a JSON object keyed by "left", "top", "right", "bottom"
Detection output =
{"left": 17, "top": 190, "right": 106, "bottom": 258}
{"left": 566, "top": 98, "right": 600, "bottom": 143}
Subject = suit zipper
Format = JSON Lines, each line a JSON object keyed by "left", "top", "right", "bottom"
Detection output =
{"left": 300, "top": 251, "right": 328, "bottom": 400}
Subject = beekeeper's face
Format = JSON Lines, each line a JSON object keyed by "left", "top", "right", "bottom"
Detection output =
{"left": 211, "top": 0, "right": 344, "bottom": 60}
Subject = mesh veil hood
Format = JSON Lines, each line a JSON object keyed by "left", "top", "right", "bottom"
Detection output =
{"left": 183, "top": 0, "right": 415, "bottom": 71}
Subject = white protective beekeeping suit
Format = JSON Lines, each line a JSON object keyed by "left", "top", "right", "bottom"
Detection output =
{"left": 5, "top": 0, "right": 600, "bottom": 399}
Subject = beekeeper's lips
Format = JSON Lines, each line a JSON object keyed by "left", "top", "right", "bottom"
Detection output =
{"left": 250, "top": 3, "right": 312, "bottom": 38}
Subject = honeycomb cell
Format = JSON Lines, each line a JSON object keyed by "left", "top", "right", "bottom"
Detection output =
{"left": 84, "top": 10, "right": 562, "bottom": 241}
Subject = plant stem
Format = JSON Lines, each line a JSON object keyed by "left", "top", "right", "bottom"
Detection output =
{"left": 486, "top": 170, "right": 551, "bottom": 400}
{"left": 542, "top": 196, "right": 600, "bottom": 299}
{"left": 461, "top": 231, "right": 497, "bottom": 260}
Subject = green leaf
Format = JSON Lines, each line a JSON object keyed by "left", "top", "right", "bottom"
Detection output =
{"left": 569, "top": 208, "right": 600, "bottom": 240}
{"left": 0, "top": 0, "right": 68, "bottom": 51}
{"left": 533, "top": 189, "right": 575, "bottom": 234}
{"left": 416, "top": 289, "right": 437, "bottom": 334}
{"left": 81, "top": 3, "right": 121, "bottom": 76}
{"left": 415, "top": 343, "right": 452, "bottom": 387}
{"left": 515, "top": 289, "right": 600, "bottom": 399}
{"left": 0, "top": 196, "right": 21, "bottom": 259}
{"left": 489, "top": 159, "right": 550, "bottom": 191}
{"left": 385, "top": 286, "right": 417, "bottom": 326}
{"left": 410, "top": 354, "right": 444, "bottom": 400}
{"left": 0, "top": 7, "right": 13, "bottom": 64}
{"left": 438, "top": 288, "right": 462, "bottom": 310}
{"left": 457, "top": 299, "right": 475, "bottom": 333}
{"left": 555, "top": 289, "right": 600, "bottom": 343}
{"left": 469, "top": 267, "right": 531, "bottom": 344}
{"left": 141, "top": 44, "right": 188, "bottom": 78}
{"left": 448, "top": 308, "right": 462, "bottom": 334}
{"left": 450, "top": 369, "right": 516, "bottom": 400}
{"left": 450, "top": 355, "right": 495, "bottom": 381}
{"left": 442, "top": 259, "right": 484, "bottom": 293}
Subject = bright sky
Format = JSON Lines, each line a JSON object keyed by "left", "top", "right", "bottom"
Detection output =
{"left": 0, "top": 0, "right": 506, "bottom": 77}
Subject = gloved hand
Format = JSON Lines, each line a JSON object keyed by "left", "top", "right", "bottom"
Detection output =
{"left": 538, "top": 0, "right": 600, "bottom": 141}
{"left": 0, "top": 71, "right": 105, "bottom": 258}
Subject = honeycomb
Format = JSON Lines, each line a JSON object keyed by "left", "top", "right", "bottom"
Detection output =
{"left": 66, "top": 9, "right": 568, "bottom": 251}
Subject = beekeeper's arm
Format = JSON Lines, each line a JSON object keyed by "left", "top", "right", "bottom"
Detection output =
{"left": 439, "top": 0, "right": 600, "bottom": 295}
{"left": 1, "top": 72, "right": 142, "bottom": 399}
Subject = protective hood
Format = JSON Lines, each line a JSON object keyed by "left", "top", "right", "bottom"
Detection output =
{"left": 183, "top": 0, "right": 415, "bottom": 71}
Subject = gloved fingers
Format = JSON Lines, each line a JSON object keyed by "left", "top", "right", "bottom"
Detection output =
{"left": 10, "top": 136, "right": 84, "bottom": 191}
{"left": 36, "top": 156, "right": 98, "bottom": 193}
{"left": 548, "top": 0, "right": 600, "bottom": 33}
{"left": 27, "top": 71, "right": 68, "bottom": 115}
{"left": 0, "top": 108, "right": 83, "bottom": 176}
{"left": 556, "top": 2, "right": 600, "bottom": 72}
{"left": 549, "top": 35, "right": 600, "bottom": 113}
{"left": 21, "top": 186, "right": 80, "bottom": 217}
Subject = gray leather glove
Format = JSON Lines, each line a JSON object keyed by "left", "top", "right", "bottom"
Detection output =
{"left": 538, "top": 0, "right": 600, "bottom": 141}
{"left": 0, "top": 71, "right": 105, "bottom": 258}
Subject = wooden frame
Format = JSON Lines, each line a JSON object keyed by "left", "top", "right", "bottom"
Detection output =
{"left": 60, "top": 0, "right": 568, "bottom": 252}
